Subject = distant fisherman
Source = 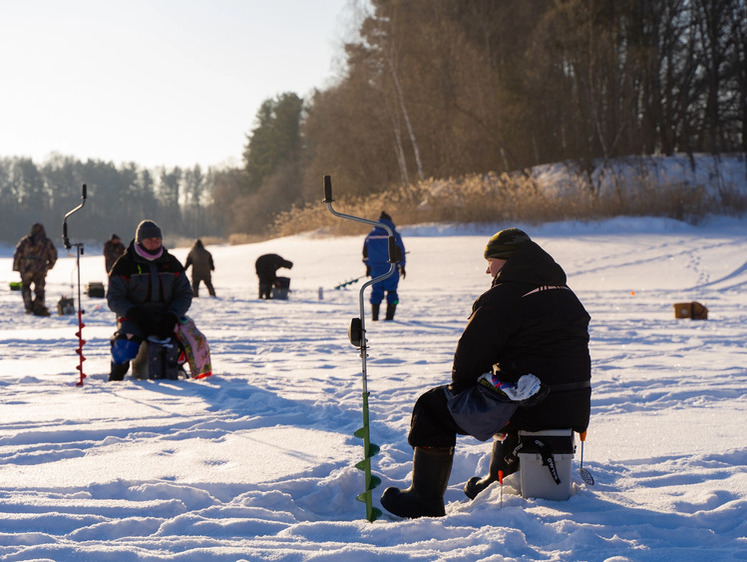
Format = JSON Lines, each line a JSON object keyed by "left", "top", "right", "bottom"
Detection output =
{"left": 185, "top": 239, "right": 217, "bottom": 297}
{"left": 362, "top": 211, "right": 406, "bottom": 321}
{"left": 103, "top": 233, "right": 125, "bottom": 274}
{"left": 255, "top": 254, "right": 293, "bottom": 299}
{"left": 13, "top": 223, "right": 57, "bottom": 316}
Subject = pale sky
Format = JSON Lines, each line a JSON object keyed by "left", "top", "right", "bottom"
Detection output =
{"left": 0, "top": 0, "right": 358, "bottom": 169}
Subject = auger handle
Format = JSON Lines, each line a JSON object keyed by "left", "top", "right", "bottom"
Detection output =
{"left": 323, "top": 175, "right": 333, "bottom": 203}
{"left": 388, "top": 237, "right": 402, "bottom": 263}
{"left": 63, "top": 184, "right": 88, "bottom": 250}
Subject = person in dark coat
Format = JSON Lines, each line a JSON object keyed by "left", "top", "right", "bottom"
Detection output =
{"left": 103, "top": 233, "right": 125, "bottom": 274}
{"left": 363, "top": 211, "right": 406, "bottom": 320}
{"left": 380, "top": 228, "right": 591, "bottom": 518}
{"left": 106, "top": 220, "right": 193, "bottom": 381}
{"left": 184, "top": 239, "right": 216, "bottom": 297}
{"left": 255, "top": 254, "right": 293, "bottom": 299}
{"left": 13, "top": 223, "right": 57, "bottom": 316}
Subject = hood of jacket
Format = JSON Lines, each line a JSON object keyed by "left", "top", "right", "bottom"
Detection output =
{"left": 30, "top": 223, "right": 47, "bottom": 244}
{"left": 492, "top": 241, "right": 566, "bottom": 288}
{"left": 372, "top": 217, "right": 396, "bottom": 235}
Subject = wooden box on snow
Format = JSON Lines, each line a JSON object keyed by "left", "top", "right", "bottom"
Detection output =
{"left": 673, "top": 301, "right": 708, "bottom": 320}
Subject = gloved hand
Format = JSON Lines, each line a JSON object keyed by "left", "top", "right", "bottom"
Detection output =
{"left": 150, "top": 312, "right": 178, "bottom": 339}
{"left": 365, "top": 266, "right": 371, "bottom": 277}
{"left": 126, "top": 306, "right": 149, "bottom": 327}
{"left": 399, "top": 265, "right": 406, "bottom": 279}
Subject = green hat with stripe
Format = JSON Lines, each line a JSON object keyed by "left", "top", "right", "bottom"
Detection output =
{"left": 484, "top": 228, "right": 531, "bottom": 260}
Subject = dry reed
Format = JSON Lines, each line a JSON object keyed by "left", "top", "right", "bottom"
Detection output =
{"left": 269, "top": 170, "right": 744, "bottom": 239}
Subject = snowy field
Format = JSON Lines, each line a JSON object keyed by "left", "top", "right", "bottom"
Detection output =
{"left": 0, "top": 216, "right": 745, "bottom": 561}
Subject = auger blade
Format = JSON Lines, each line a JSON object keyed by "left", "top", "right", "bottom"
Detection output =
{"left": 355, "top": 492, "right": 383, "bottom": 522}
{"left": 356, "top": 478, "right": 382, "bottom": 500}
{"left": 353, "top": 473, "right": 381, "bottom": 493}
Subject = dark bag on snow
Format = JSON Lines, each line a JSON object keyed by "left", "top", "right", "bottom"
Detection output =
{"left": 272, "top": 276, "right": 291, "bottom": 300}
{"left": 57, "top": 296, "right": 75, "bottom": 315}
{"left": 132, "top": 336, "right": 182, "bottom": 380}
{"left": 86, "top": 281, "right": 106, "bottom": 298}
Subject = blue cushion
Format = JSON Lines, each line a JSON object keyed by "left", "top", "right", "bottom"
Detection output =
{"left": 111, "top": 339, "right": 140, "bottom": 364}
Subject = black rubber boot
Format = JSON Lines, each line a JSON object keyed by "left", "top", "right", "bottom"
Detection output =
{"left": 380, "top": 446, "right": 453, "bottom": 518}
{"left": 371, "top": 303, "right": 380, "bottom": 321}
{"left": 23, "top": 290, "right": 33, "bottom": 314}
{"left": 108, "top": 361, "right": 130, "bottom": 381}
{"left": 385, "top": 303, "right": 397, "bottom": 321}
{"left": 464, "top": 432, "right": 520, "bottom": 499}
{"left": 32, "top": 298, "right": 51, "bottom": 317}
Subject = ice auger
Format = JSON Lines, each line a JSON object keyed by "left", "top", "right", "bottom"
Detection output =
{"left": 323, "top": 175, "right": 402, "bottom": 522}
{"left": 62, "top": 184, "right": 88, "bottom": 387}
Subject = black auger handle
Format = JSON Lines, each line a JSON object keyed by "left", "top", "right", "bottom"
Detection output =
{"left": 388, "top": 237, "right": 402, "bottom": 264}
{"left": 323, "top": 175, "right": 333, "bottom": 203}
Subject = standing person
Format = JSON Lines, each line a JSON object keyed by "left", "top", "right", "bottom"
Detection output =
{"left": 106, "top": 220, "right": 193, "bottom": 381}
{"left": 363, "top": 211, "right": 406, "bottom": 321}
{"left": 12, "top": 223, "right": 57, "bottom": 316}
{"left": 379, "top": 228, "right": 591, "bottom": 518}
{"left": 103, "top": 233, "right": 125, "bottom": 274}
{"left": 184, "top": 239, "right": 216, "bottom": 297}
{"left": 255, "top": 254, "right": 293, "bottom": 299}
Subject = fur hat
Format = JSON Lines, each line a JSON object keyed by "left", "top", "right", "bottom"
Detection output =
{"left": 135, "top": 220, "right": 162, "bottom": 243}
{"left": 484, "top": 228, "right": 531, "bottom": 260}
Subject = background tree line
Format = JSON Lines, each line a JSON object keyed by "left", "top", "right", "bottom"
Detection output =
{"left": 0, "top": 154, "right": 218, "bottom": 246}
{"left": 3, "top": 0, "right": 744, "bottom": 246}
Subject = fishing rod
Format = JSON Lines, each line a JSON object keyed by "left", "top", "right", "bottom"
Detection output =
{"left": 578, "top": 430, "right": 595, "bottom": 485}
{"left": 333, "top": 275, "right": 365, "bottom": 290}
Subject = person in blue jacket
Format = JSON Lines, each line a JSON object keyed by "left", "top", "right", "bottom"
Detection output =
{"left": 363, "top": 211, "right": 406, "bottom": 321}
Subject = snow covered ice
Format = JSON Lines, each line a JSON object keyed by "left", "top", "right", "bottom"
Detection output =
{"left": 0, "top": 216, "right": 745, "bottom": 561}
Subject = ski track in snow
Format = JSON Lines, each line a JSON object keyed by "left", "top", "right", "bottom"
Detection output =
{"left": 0, "top": 216, "right": 745, "bottom": 560}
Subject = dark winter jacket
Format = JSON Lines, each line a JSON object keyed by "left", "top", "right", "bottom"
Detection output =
{"left": 13, "top": 223, "right": 57, "bottom": 274}
{"left": 107, "top": 240, "right": 193, "bottom": 320}
{"left": 185, "top": 240, "right": 215, "bottom": 280}
{"left": 363, "top": 218, "right": 406, "bottom": 270}
{"left": 450, "top": 241, "right": 591, "bottom": 433}
{"left": 255, "top": 254, "right": 293, "bottom": 283}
